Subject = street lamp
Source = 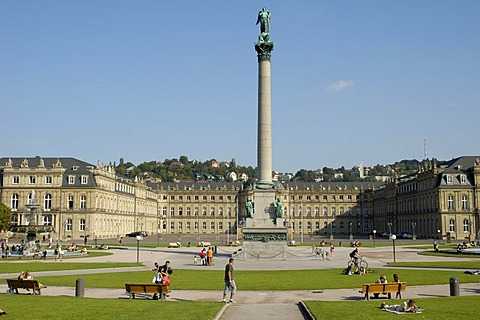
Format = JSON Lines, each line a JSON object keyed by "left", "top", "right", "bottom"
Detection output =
{"left": 388, "top": 222, "right": 392, "bottom": 239}
{"left": 412, "top": 222, "right": 416, "bottom": 240}
{"left": 135, "top": 234, "right": 143, "bottom": 263}
{"left": 373, "top": 229, "right": 377, "bottom": 248}
{"left": 391, "top": 234, "right": 397, "bottom": 263}
{"left": 349, "top": 222, "right": 353, "bottom": 241}
{"left": 330, "top": 221, "right": 333, "bottom": 240}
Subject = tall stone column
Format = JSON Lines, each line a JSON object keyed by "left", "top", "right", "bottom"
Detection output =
{"left": 255, "top": 21, "right": 274, "bottom": 189}
{"left": 240, "top": 8, "right": 287, "bottom": 260}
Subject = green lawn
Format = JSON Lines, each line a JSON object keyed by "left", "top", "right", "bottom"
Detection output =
{"left": 304, "top": 296, "right": 480, "bottom": 320}
{"left": 390, "top": 261, "right": 480, "bottom": 269}
{"left": 0, "top": 262, "right": 142, "bottom": 274}
{"left": 418, "top": 250, "right": 480, "bottom": 258}
{"left": 0, "top": 295, "right": 223, "bottom": 320}
{"left": 35, "top": 268, "right": 479, "bottom": 291}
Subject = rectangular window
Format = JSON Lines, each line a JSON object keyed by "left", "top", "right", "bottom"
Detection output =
{"left": 68, "top": 176, "right": 75, "bottom": 184}
{"left": 210, "top": 196, "right": 215, "bottom": 201}
{"left": 43, "top": 215, "right": 52, "bottom": 226}
{"left": 162, "top": 206, "right": 167, "bottom": 216}
{"left": 170, "top": 207, "right": 175, "bottom": 216}
{"left": 323, "top": 195, "right": 327, "bottom": 200}
{"left": 448, "top": 195, "right": 454, "bottom": 210}
{"left": 178, "top": 207, "right": 183, "bottom": 216}
{"left": 210, "top": 207, "right": 215, "bottom": 216}
{"left": 195, "top": 195, "right": 199, "bottom": 201}
{"left": 331, "top": 195, "right": 336, "bottom": 200}
{"left": 203, "top": 196, "right": 207, "bottom": 201}
{"left": 179, "top": 195, "right": 183, "bottom": 201}
{"left": 348, "top": 195, "right": 352, "bottom": 200}
{"left": 461, "top": 175, "right": 466, "bottom": 184}
{"left": 194, "top": 207, "right": 199, "bottom": 216}
{"left": 45, "top": 176, "right": 53, "bottom": 184}
{"left": 219, "top": 196, "right": 223, "bottom": 201}
{"left": 170, "top": 195, "right": 175, "bottom": 200}
{"left": 447, "top": 175, "right": 453, "bottom": 184}
{"left": 186, "top": 207, "right": 191, "bottom": 216}
{"left": 331, "top": 207, "right": 336, "bottom": 216}
{"left": 66, "top": 219, "right": 73, "bottom": 231}
{"left": 339, "top": 195, "right": 344, "bottom": 200}
{"left": 80, "top": 219, "right": 86, "bottom": 231}
{"left": 462, "top": 195, "right": 468, "bottom": 210}
{"left": 68, "top": 196, "right": 74, "bottom": 209}
{"left": 12, "top": 176, "right": 19, "bottom": 184}
{"left": 81, "top": 176, "right": 88, "bottom": 184}
{"left": 80, "top": 195, "right": 87, "bottom": 210}
{"left": 29, "top": 176, "right": 36, "bottom": 184}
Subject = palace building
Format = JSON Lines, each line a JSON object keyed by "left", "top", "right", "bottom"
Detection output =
{"left": 1, "top": 156, "right": 479, "bottom": 242}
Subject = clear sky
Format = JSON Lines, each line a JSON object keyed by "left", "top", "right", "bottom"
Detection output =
{"left": 1, "top": 1, "right": 479, "bottom": 173}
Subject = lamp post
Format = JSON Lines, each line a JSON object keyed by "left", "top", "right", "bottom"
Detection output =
{"left": 300, "top": 201, "right": 304, "bottom": 243}
{"left": 135, "top": 234, "right": 142, "bottom": 263}
{"left": 412, "top": 222, "right": 416, "bottom": 240}
{"left": 349, "top": 221, "right": 353, "bottom": 241}
{"left": 373, "top": 229, "right": 377, "bottom": 248}
{"left": 391, "top": 234, "right": 397, "bottom": 263}
{"left": 388, "top": 222, "right": 392, "bottom": 240}
{"left": 235, "top": 196, "right": 239, "bottom": 242}
{"left": 330, "top": 221, "right": 333, "bottom": 240}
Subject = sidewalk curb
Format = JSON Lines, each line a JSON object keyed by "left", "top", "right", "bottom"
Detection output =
{"left": 214, "top": 303, "right": 230, "bottom": 320}
{"left": 298, "top": 301, "right": 315, "bottom": 320}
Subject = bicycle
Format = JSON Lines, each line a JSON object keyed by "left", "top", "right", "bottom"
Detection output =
{"left": 347, "top": 257, "right": 368, "bottom": 270}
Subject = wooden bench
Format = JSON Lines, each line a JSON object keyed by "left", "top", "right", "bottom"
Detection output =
{"left": 198, "top": 242, "right": 211, "bottom": 247}
{"left": 168, "top": 242, "right": 181, "bottom": 248}
{"left": 361, "top": 282, "right": 406, "bottom": 300}
{"left": 6, "top": 279, "right": 45, "bottom": 295}
{"left": 125, "top": 283, "right": 170, "bottom": 300}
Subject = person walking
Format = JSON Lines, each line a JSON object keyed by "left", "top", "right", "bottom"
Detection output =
{"left": 222, "top": 258, "right": 236, "bottom": 303}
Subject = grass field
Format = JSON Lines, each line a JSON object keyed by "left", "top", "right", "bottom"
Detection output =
{"left": 0, "top": 295, "right": 223, "bottom": 320}
{"left": 34, "top": 267, "right": 479, "bottom": 291}
{"left": 0, "top": 262, "right": 142, "bottom": 274}
{"left": 390, "top": 261, "right": 480, "bottom": 269}
{"left": 304, "top": 295, "right": 480, "bottom": 320}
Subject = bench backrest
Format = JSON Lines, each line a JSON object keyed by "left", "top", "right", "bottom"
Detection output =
{"left": 125, "top": 284, "right": 166, "bottom": 294}
{"left": 7, "top": 279, "right": 40, "bottom": 289}
{"left": 362, "top": 282, "right": 406, "bottom": 294}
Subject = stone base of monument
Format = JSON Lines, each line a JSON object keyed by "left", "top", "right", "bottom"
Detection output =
{"left": 240, "top": 227, "right": 287, "bottom": 260}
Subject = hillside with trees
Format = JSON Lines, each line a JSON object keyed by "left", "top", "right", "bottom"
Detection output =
{"left": 115, "top": 156, "right": 425, "bottom": 183}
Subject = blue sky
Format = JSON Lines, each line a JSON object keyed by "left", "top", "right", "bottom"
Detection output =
{"left": 1, "top": 1, "right": 479, "bottom": 173}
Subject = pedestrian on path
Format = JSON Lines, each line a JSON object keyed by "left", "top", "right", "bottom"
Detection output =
{"left": 329, "top": 243, "right": 335, "bottom": 257}
{"left": 222, "top": 258, "right": 236, "bottom": 303}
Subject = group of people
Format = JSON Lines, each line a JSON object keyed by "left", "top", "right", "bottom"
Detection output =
{"left": 373, "top": 273, "right": 401, "bottom": 299}
{"left": 198, "top": 247, "right": 214, "bottom": 266}
{"left": 151, "top": 260, "right": 173, "bottom": 300}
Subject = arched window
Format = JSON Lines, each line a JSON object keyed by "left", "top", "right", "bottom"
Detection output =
{"left": 449, "top": 219, "right": 455, "bottom": 232}
{"left": 315, "top": 221, "right": 320, "bottom": 230}
{"left": 170, "top": 221, "right": 175, "bottom": 230}
{"left": 202, "top": 221, "right": 207, "bottom": 230}
{"left": 463, "top": 219, "right": 470, "bottom": 232}
{"left": 210, "top": 221, "right": 215, "bottom": 231}
{"left": 219, "top": 221, "right": 223, "bottom": 230}
{"left": 314, "top": 206, "right": 319, "bottom": 217}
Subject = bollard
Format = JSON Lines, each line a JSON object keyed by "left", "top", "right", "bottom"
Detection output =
{"left": 449, "top": 277, "right": 459, "bottom": 296}
{"left": 75, "top": 278, "right": 85, "bottom": 297}
{"left": 214, "top": 246, "right": 217, "bottom": 254}
{"left": 339, "top": 242, "right": 342, "bottom": 247}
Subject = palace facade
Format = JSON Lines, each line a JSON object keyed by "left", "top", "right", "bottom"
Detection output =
{"left": 1, "top": 156, "right": 479, "bottom": 242}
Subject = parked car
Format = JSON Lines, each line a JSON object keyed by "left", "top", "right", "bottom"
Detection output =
{"left": 401, "top": 232, "right": 413, "bottom": 239}
{"left": 126, "top": 231, "right": 148, "bottom": 237}
{"left": 381, "top": 231, "right": 390, "bottom": 238}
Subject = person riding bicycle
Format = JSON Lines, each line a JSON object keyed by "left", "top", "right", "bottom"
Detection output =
{"left": 349, "top": 248, "right": 362, "bottom": 266}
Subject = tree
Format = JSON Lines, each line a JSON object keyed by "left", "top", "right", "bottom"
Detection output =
{"left": 0, "top": 203, "right": 12, "bottom": 231}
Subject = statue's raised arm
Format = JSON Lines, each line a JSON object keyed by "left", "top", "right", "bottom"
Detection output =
{"left": 256, "top": 7, "right": 271, "bottom": 34}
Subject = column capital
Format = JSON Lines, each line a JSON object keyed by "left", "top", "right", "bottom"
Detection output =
{"left": 255, "top": 41, "right": 274, "bottom": 62}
